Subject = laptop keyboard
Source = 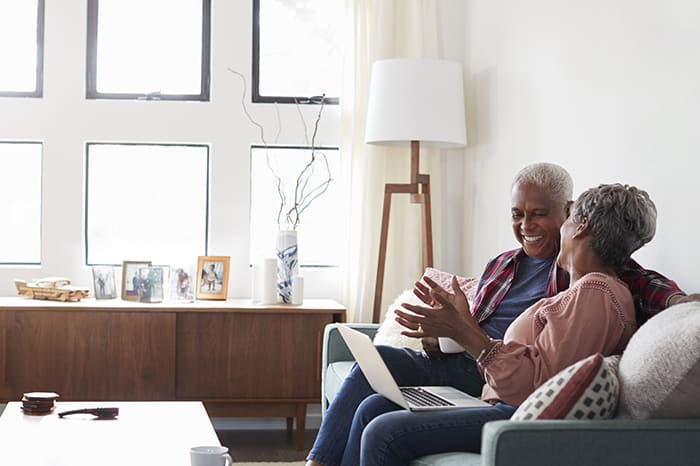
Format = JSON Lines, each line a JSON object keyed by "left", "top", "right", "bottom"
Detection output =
{"left": 400, "top": 387, "right": 455, "bottom": 407}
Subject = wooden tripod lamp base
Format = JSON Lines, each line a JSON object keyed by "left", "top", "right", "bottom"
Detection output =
{"left": 372, "top": 141, "right": 433, "bottom": 323}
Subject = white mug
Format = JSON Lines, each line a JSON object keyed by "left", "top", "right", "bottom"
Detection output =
{"left": 438, "top": 337, "right": 466, "bottom": 354}
{"left": 190, "top": 446, "right": 232, "bottom": 466}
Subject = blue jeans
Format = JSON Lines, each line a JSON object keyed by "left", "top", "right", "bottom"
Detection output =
{"left": 307, "top": 345, "right": 489, "bottom": 466}
{"left": 347, "top": 397, "right": 515, "bottom": 466}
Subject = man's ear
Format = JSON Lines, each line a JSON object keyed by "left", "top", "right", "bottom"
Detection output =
{"left": 564, "top": 200, "right": 573, "bottom": 218}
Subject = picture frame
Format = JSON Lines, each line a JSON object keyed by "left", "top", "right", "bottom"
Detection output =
{"left": 169, "top": 265, "right": 196, "bottom": 302}
{"left": 136, "top": 265, "right": 166, "bottom": 303}
{"left": 195, "top": 256, "right": 230, "bottom": 300}
{"left": 92, "top": 266, "right": 116, "bottom": 300}
{"left": 121, "top": 260, "right": 152, "bottom": 301}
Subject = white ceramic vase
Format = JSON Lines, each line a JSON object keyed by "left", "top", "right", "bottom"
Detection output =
{"left": 275, "top": 229, "right": 298, "bottom": 303}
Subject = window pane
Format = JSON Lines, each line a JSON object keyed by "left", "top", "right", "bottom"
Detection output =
{"left": 86, "top": 143, "right": 209, "bottom": 265}
{"left": 250, "top": 146, "right": 341, "bottom": 267}
{"left": 87, "top": 0, "right": 210, "bottom": 99}
{"left": 0, "top": 142, "right": 41, "bottom": 263}
{"left": 255, "top": 0, "right": 342, "bottom": 102}
{"left": 0, "top": 0, "right": 43, "bottom": 96}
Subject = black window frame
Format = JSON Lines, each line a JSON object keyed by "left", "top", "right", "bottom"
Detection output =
{"left": 84, "top": 141, "right": 211, "bottom": 266}
{"left": 0, "top": 141, "right": 43, "bottom": 265}
{"left": 0, "top": 0, "right": 45, "bottom": 98}
{"left": 249, "top": 143, "right": 341, "bottom": 268}
{"left": 85, "top": 0, "right": 212, "bottom": 101}
{"left": 252, "top": 0, "right": 339, "bottom": 105}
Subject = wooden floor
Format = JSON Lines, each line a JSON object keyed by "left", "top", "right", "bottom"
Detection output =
{"left": 216, "top": 428, "right": 319, "bottom": 462}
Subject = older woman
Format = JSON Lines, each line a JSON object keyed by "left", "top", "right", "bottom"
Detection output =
{"left": 305, "top": 164, "right": 688, "bottom": 466}
{"left": 341, "top": 183, "right": 654, "bottom": 465}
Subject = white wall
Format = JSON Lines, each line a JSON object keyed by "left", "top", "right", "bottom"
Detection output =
{"left": 0, "top": 1, "right": 341, "bottom": 298}
{"left": 460, "top": 0, "right": 700, "bottom": 293}
{"left": 6, "top": 1, "right": 696, "bottom": 302}
{"left": 436, "top": 0, "right": 470, "bottom": 275}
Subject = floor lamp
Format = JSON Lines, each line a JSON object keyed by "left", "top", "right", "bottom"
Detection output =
{"left": 365, "top": 58, "right": 467, "bottom": 323}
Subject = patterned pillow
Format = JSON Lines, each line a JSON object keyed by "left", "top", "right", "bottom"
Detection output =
{"left": 511, "top": 353, "right": 620, "bottom": 420}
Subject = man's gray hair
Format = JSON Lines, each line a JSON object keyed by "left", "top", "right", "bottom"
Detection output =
{"left": 512, "top": 162, "right": 574, "bottom": 204}
{"left": 572, "top": 184, "right": 657, "bottom": 267}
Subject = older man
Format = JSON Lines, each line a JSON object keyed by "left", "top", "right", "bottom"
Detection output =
{"left": 453, "top": 163, "right": 692, "bottom": 340}
{"left": 306, "top": 162, "right": 693, "bottom": 466}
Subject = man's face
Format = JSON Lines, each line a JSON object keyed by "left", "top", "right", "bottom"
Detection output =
{"left": 511, "top": 182, "right": 569, "bottom": 259}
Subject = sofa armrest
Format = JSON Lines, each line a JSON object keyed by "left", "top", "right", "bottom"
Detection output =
{"left": 323, "top": 323, "right": 380, "bottom": 366}
{"left": 321, "top": 323, "right": 380, "bottom": 413}
{"left": 482, "top": 419, "right": 700, "bottom": 466}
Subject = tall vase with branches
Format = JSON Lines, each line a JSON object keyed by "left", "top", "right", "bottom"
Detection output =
{"left": 229, "top": 69, "right": 333, "bottom": 302}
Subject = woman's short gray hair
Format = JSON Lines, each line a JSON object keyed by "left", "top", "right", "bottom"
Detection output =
{"left": 511, "top": 162, "right": 573, "bottom": 204}
{"left": 572, "top": 184, "right": 657, "bottom": 267}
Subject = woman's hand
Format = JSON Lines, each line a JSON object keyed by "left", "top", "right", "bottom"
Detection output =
{"left": 420, "top": 336, "right": 445, "bottom": 359}
{"left": 413, "top": 276, "right": 469, "bottom": 316}
{"left": 412, "top": 277, "right": 468, "bottom": 357}
{"left": 397, "top": 276, "right": 491, "bottom": 358}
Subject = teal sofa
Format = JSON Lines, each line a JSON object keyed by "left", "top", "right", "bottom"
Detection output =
{"left": 322, "top": 323, "right": 700, "bottom": 466}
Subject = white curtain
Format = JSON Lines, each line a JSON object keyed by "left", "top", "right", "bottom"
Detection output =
{"left": 339, "top": 0, "right": 445, "bottom": 322}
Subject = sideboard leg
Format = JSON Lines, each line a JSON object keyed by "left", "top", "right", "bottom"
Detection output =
{"left": 295, "top": 403, "right": 307, "bottom": 450}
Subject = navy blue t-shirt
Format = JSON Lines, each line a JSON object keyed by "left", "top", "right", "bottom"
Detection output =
{"left": 479, "top": 255, "right": 553, "bottom": 339}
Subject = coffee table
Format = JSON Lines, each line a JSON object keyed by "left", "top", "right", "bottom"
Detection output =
{"left": 0, "top": 401, "right": 222, "bottom": 466}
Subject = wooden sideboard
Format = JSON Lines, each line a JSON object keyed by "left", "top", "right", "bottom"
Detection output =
{"left": 0, "top": 297, "right": 346, "bottom": 448}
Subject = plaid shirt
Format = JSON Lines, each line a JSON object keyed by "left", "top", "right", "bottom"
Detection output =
{"left": 617, "top": 258, "right": 684, "bottom": 324}
{"left": 471, "top": 248, "right": 683, "bottom": 325}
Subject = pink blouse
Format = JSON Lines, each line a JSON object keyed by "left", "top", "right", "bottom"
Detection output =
{"left": 479, "top": 272, "right": 636, "bottom": 406}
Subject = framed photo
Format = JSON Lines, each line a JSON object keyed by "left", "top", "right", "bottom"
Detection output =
{"left": 169, "top": 265, "right": 196, "bottom": 302}
{"left": 92, "top": 266, "right": 116, "bottom": 299}
{"left": 121, "top": 260, "right": 152, "bottom": 301}
{"left": 136, "top": 265, "right": 166, "bottom": 303}
{"left": 196, "top": 255, "right": 230, "bottom": 300}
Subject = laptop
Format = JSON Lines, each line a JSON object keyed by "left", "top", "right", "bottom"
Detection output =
{"left": 337, "top": 325, "right": 490, "bottom": 411}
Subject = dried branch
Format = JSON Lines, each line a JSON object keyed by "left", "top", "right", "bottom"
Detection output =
{"left": 286, "top": 96, "right": 329, "bottom": 228}
{"left": 227, "top": 68, "right": 281, "bottom": 145}
{"left": 228, "top": 68, "right": 287, "bottom": 223}
{"left": 230, "top": 68, "right": 333, "bottom": 230}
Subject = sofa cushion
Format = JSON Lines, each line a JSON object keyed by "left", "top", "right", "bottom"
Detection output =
{"left": 324, "top": 361, "right": 355, "bottom": 403}
{"left": 618, "top": 301, "right": 700, "bottom": 419}
{"left": 511, "top": 353, "right": 620, "bottom": 420}
{"left": 410, "top": 452, "right": 481, "bottom": 466}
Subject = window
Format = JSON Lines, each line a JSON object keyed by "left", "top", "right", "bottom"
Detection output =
{"left": 86, "top": 0, "right": 211, "bottom": 100}
{"left": 0, "top": 0, "right": 44, "bottom": 97}
{"left": 85, "top": 143, "right": 209, "bottom": 265}
{"left": 0, "top": 142, "right": 42, "bottom": 264}
{"left": 253, "top": 0, "right": 342, "bottom": 104}
{"left": 249, "top": 145, "right": 341, "bottom": 267}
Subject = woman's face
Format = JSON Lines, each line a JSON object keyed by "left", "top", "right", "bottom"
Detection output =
{"left": 556, "top": 215, "right": 577, "bottom": 270}
{"left": 511, "top": 182, "right": 569, "bottom": 259}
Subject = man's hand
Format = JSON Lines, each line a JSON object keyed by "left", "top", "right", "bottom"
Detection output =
{"left": 669, "top": 293, "right": 700, "bottom": 306}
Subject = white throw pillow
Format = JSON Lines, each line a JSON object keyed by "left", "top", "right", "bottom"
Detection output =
{"left": 617, "top": 301, "right": 700, "bottom": 419}
{"left": 373, "top": 289, "right": 424, "bottom": 351}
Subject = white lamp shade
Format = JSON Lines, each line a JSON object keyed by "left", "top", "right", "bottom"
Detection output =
{"left": 365, "top": 58, "right": 467, "bottom": 148}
